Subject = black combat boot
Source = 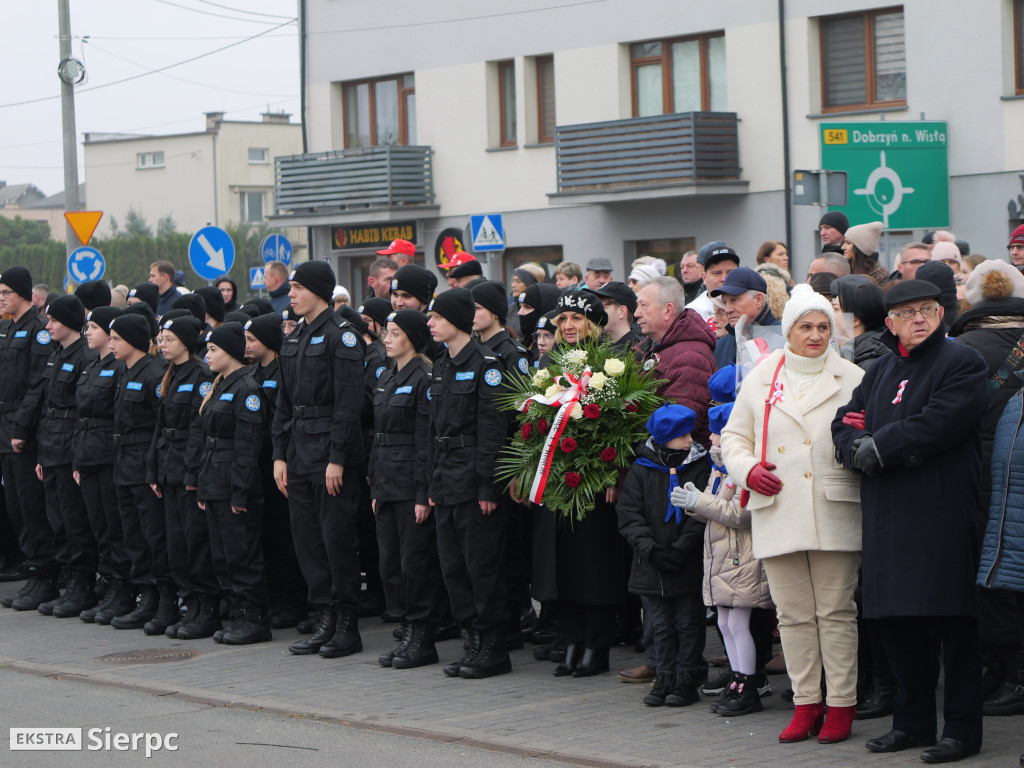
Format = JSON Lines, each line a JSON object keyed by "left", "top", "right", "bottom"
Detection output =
{"left": 444, "top": 629, "right": 481, "bottom": 677}
{"left": 318, "top": 610, "right": 362, "bottom": 658}
{"left": 459, "top": 628, "right": 511, "bottom": 679}
{"left": 177, "top": 595, "right": 221, "bottom": 640}
{"left": 169, "top": 595, "right": 199, "bottom": 638}
{"left": 392, "top": 624, "right": 439, "bottom": 669}
{"left": 665, "top": 671, "right": 700, "bottom": 707}
{"left": 52, "top": 572, "right": 98, "bottom": 618}
{"left": 81, "top": 578, "right": 117, "bottom": 623}
{"left": 379, "top": 623, "right": 411, "bottom": 667}
{"left": 984, "top": 651, "right": 1024, "bottom": 716}
{"left": 144, "top": 586, "right": 180, "bottom": 636}
{"left": 643, "top": 672, "right": 674, "bottom": 706}
{"left": 111, "top": 585, "right": 159, "bottom": 629}
{"left": 222, "top": 606, "right": 272, "bottom": 645}
{"left": 12, "top": 571, "right": 59, "bottom": 611}
{"left": 288, "top": 606, "right": 337, "bottom": 655}
{"left": 1, "top": 576, "right": 34, "bottom": 608}
{"left": 269, "top": 600, "right": 306, "bottom": 630}
{"left": 527, "top": 601, "right": 558, "bottom": 644}
{"left": 95, "top": 581, "right": 136, "bottom": 625}
{"left": 715, "top": 672, "right": 763, "bottom": 715}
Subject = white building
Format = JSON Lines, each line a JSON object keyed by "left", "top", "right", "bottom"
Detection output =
{"left": 84, "top": 112, "right": 306, "bottom": 255}
{"left": 271, "top": 0, "right": 1024, "bottom": 297}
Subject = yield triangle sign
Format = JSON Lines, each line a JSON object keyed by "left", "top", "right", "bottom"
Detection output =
{"left": 64, "top": 211, "right": 104, "bottom": 246}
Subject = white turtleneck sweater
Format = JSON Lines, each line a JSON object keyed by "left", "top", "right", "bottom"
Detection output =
{"left": 782, "top": 344, "right": 829, "bottom": 403}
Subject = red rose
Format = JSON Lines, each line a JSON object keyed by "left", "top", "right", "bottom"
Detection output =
{"left": 565, "top": 472, "right": 582, "bottom": 488}
{"left": 523, "top": 400, "right": 533, "bottom": 412}
{"left": 561, "top": 437, "right": 577, "bottom": 453}
{"left": 624, "top": 401, "right": 639, "bottom": 413}
{"left": 538, "top": 418, "right": 549, "bottom": 433}
{"left": 521, "top": 423, "right": 533, "bottom": 440}
{"left": 600, "top": 447, "right": 617, "bottom": 462}
{"left": 583, "top": 403, "right": 601, "bottom": 419}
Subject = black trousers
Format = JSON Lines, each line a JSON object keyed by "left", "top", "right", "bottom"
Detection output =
{"left": 559, "top": 602, "right": 618, "bottom": 650}
{"left": 0, "top": 461, "right": 21, "bottom": 565}
{"left": 260, "top": 466, "right": 305, "bottom": 606}
{"left": 503, "top": 496, "right": 532, "bottom": 632}
{"left": 879, "top": 615, "right": 984, "bottom": 747}
{"left": 42, "top": 464, "right": 94, "bottom": 573}
{"left": 375, "top": 499, "right": 441, "bottom": 624}
{"left": 205, "top": 498, "right": 267, "bottom": 609}
{"left": 436, "top": 499, "right": 507, "bottom": 632}
{"left": 357, "top": 474, "right": 383, "bottom": 603}
{"left": 2, "top": 451, "right": 55, "bottom": 573}
{"left": 163, "top": 483, "right": 189, "bottom": 595}
{"left": 163, "top": 484, "right": 218, "bottom": 597}
{"left": 78, "top": 465, "right": 123, "bottom": 581}
{"left": 116, "top": 482, "right": 168, "bottom": 588}
{"left": 644, "top": 592, "right": 707, "bottom": 676}
{"left": 288, "top": 471, "right": 361, "bottom": 611}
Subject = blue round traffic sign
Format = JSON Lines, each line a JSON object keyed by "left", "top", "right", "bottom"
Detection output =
{"left": 260, "top": 233, "right": 293, "bottom": 266}
{"left": 189, "top": 226, "right": 235, "bottom": 281}
{"left": 67, "top": 246, "right": 105, "bottom": 283}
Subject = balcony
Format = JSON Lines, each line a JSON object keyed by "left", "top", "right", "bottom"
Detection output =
{"left": 271, "top": 145, "right": 437, "bottom": 226}
{"left": 549, "top": 112, "right": 746, "bottom": 205}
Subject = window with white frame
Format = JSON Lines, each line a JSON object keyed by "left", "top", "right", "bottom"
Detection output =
{"left": 136, "top": 151, "right": 165, "bottom": 169}
{"left": 248, "top": 147, "right": 268, "bottom": 164}
{"left": 240, "top": 191, "right": 264, "bottom": 224}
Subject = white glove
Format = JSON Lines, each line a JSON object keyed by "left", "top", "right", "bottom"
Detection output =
{"left": 709, "top": 446, "right": 723, "bottom": 465}
{"left": 670, "top": 482, "right": 701, "bottom": 511}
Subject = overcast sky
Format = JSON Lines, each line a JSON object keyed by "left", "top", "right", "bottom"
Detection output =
{"left": 2, "top": 0, "right": 301, "bottom": 198}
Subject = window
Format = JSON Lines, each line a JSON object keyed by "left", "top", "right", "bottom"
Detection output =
{"left": 498, "top": 60, "right": 517, "bottom": 147}
{"left": 240, "top": 191, "right": 264, "bottom": 224}
{"left": 248, "top": 147, "right": 268, "bottom": 164}
{"left": 536, "top": 56, "right": 555, "bottom": 143}
{"left": 136, "top": 151, "right": 165, "bottom": 169}
{"left": 820, "top": 7, "right": 906, "bottom": 111}
{"left": 343, "top": 74, "right": 415, "bottom": 148}
{"left": 1016, "top": 0, "right": 1024, "bottom": 94}
{"left": 630, "top": 33, "right": 726, "bottom": 117}
{"left": 633, "top": 238, "right": 697, "bottom": 279}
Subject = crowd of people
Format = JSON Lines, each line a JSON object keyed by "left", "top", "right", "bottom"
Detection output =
{"left": 2, "top": 215, "right": 1024, "bottom": 763}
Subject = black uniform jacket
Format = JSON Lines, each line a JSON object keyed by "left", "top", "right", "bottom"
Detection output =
{"left": 251, "top": 357, "right": 280, "bottom": 465}
{"left": 0, "top": 306, "right": 54, "bottom": 451}
{"left": 370, "top": 357, "right": 431, "bottom": 505}
{"left": 147, "top": 357, "right": 212, "bottom": 488}
{"left": 74, "top": 352, "right": 124, "bottom": 471}
{"left": 112, "top": 355, "right": 165, "bottom": 486}
{"left": 483, "top": 329, "right": 532, "bottom": 436}
{"left": 36, "top": 337, "right": 96, "bottom": 468}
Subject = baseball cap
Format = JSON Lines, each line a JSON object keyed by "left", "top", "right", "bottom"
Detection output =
{"left": 589, "top": 281, "right": 637, "bottom": 315}
{"left": 708, "top": 267, "right": 767, "bottom": 297}
{"left": 376, "top": 239, "right": 415, "bottom": 257}
{"left": 701, "top": 244, "right": 741, "bottom": 270}
{"left": 438, "top": 251, "right": 477, "bottom": 271}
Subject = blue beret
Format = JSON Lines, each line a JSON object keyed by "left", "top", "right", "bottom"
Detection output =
{"left": 708, "top": 365, "right": 736, "bottom": 404}
{"left": 708, "top": 402, "right": 734, "bottom": 436}
{"left": 646, "top": 404, "right": 697, "bottom": 444}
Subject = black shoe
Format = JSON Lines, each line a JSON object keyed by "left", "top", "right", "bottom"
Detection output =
{"left": 1, "top": 578, "right": 32, "bottom": 608}
{"left": 715, "top": 672, "right": 762, "bottom": 715}
{"left": 81, "top": 580, "right": 117, "bottom": 623}
{"left": 296, "top": 614, "right": 316, "bottom": 634}
{"left": 444, "top": 629, "right": 481, "bottom": 677}
{"left": 983, "top": 678, "right": 1024, "bottom": 716}
{"left": 222, "top": 607, "right": 272, "bottom": 645}
{"left": 37, "top": 591, "right": 65, "bottom": 616}
{"left": 269, "top": 601, "right": 307, "bottom": 630}
{"left": 548, "top": 635, "right": 567, "bottom": 663}
{"left": 702, "top": 665, "right": 733, "bottom": 696}
{"left": 380, "top": 623, "right": 411, "bottom": 667}
{"left": 665, "top": 671, "right": 699, "bottom": 706}
{"left": 919, "top": 737, "right": 980, "bottom": 764}
{"left": 52, "top": 572, "right": 98, "bottom": 618}
{"left": 526, "top": 602, "right": 557, "bottom": 644}
{"left": 12, "top": 573, "right": 59, "bottom": 611}
{"left": 143, "top": 586, "right": 180, "bottom": 636}
{"left": 169, "top": 596, "right": 199, "bottom": 638}
{"left": 213, "top": 629, "right": 225, "bottom": 643}
{"left": 710, "top": 673, "right": 740, "bottom": 713}
{"left": 289, "top": 606, "right": 337, "bottom": 655}
{"left": 318, "top": 610, "right": 362, "bottom": 658}
{"left": 94, "top": 581, "right": 136, "bottom": 625}
{"left": 865, "top": 729, "right": 937, "bottom": 753}
{"left": 572, "top": 647, "right": 610, "bottom": 678}
{"left": 553, "top": 643, "right": 582, "bottom": 677}
{"left": 856, "top": 677, "right": 897, "bottom": 719}
{"left": 177, "top": 596, "right": 221, "bottom": 640}
{"left": 459, "top": 628, "right": 511, "bottom": 679}
{"left": 392, "top": 623, "right": 439, "bottom": 669}
{"left": 643, "top": 672, "right": 674, "bottom": 707}
{"left": 0, "top": 558, "right": 27, "bottom": 582}
{"left": 111, "top": 586, "right": 159, "bottom": 629}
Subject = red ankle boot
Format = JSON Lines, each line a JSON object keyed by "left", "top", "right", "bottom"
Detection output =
{"left": 778, "top": 702, "right": 826, "bottom": 743}
{"left": 817, "top": 705, "right": 856, "bottom": 743}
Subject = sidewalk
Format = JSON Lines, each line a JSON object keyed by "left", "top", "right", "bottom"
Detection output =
{"left": 0, "top": 582, "right": 1016, "bottom": 768}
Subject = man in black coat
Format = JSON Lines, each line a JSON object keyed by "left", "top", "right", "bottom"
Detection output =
{"left": 832, "top": 280, "right": 989, "bottom": 763}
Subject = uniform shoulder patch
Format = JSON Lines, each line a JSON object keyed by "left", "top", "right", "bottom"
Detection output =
{"left": 155, "top": 383, "right": 162, "bottom": 398}
{"left": 484, "top": 368, "right": 502, "bottom": 387}
{"left": 199, "top": 382, "right": 213, "bottom": 397}
{"left": 245, "top": 394, "right": 261, "bottom": 412}
{"left": 426, "top": 387, "right": 432, "bottom": 401}
{"left": 342, "top": 331, "right": 358, "bottom": 348}
{"left": 35, "top": 330, "right": 51, "bottom": 344}
{"left": 375, "top": 365, "right": 385, "bottom": 379}
{"left": 518, "top": 358, "right": 529, "bottom": 374}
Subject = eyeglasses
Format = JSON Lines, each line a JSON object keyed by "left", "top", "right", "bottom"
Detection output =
{"left": 0, "top": 290, "right": 13, "bottom": 298}
{"left": 902, "top": 258, "right": 930, "bottom": 267}
{"left": 1008, "top": 244, "right": 1024, "bottom": 251}
{"left": 889, "top": 305, "right": 940, "bottom": 321}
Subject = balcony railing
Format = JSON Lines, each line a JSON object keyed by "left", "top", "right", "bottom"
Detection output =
{"left": 274, "top": 145, "right": 434, "bottom": 214}
{"left": 554, "top": 112, "right": 739, "bottom": 194}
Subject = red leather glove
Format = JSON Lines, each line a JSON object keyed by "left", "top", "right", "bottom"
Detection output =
{"left": 746, "top": 462, "right": 782, "bottom": 496}
{"left": 842, "top": 410, "right": 866, "bottom": 430}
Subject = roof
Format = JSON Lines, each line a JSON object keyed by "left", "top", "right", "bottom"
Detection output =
{"left": 0, "top": 183, "right": 45, "bottom": 208}
{"left": 24, "top": 184, "right": 86, "bottom": 209}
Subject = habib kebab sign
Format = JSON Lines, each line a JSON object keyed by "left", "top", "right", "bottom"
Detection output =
{"left": 821, "top": 122, "right": 949, "bottom": 230}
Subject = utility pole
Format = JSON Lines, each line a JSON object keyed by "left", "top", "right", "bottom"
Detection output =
{"left": 58, "top": 0, "right": 83, "bottom": 258}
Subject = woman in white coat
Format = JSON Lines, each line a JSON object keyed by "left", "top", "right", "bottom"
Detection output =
{"left": 721, "top": 284, "right": 864, "bottom": 746}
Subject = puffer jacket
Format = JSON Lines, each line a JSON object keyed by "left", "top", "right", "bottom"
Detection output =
{"left": 688, "top": 447, "right": 773, "bottom": 609}
{"left": 852, "top": 329, "right": 889, "bottom": 370}
{"left": 977, "top": 388, "right": 1024, "bottom": 593}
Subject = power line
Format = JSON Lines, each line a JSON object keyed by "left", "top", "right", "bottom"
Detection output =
{"left": 151, "top": 0, "right": 294, "bottom": 24}
{"left": 78, "top": 33, "right": 294, "bottom": 41}
{"left": 0, "top": 20, "right": 295, "bottom": 109}
{"left": 190, "top": 0, "right": 296, "bottom": 20}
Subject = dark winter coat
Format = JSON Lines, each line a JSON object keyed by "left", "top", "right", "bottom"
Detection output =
{"left": 616, "top": 440, "right": 710, "bottom": 597}
{"left": 832, "top": 325, "right": 989, "bottom": 618}
{"left": 147, "top": 357, "right": 212, "bottom": 487}
{"left": 977, "top": 388, "right": 1024, "bottom": 593}
{"left": 852, "top": 329, "right": 889, "bottom": 369}
{"left": 36, "top": 337, "right": 97, "bottom": 468}
{"left": 554, "top": 493, "right": 627, "bottom": 606}
{"left": 73, "top": 352, "right": 123, "bottom": 470}
{"left": 370, "top": 358, "right": 432, "bottom": 505}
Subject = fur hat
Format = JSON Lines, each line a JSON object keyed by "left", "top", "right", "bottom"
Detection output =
{"left": 964, "top": 259, "right": 1024, "bottom": 306}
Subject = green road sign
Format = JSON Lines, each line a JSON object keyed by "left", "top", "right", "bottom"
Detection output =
{"left": 820, "top": 122, "right": 949, "bottom": 229}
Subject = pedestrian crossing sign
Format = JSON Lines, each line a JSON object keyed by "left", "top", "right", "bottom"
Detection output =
{"left": 470, "top": 214, "right": 505, "bottom": 252}
{"left": 250, "top": 267, "right": 266, "bottom": 290}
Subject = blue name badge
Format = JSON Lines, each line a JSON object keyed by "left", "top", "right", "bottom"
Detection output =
{"left": 219, "top": 392, "right": 235, "bottom": 401}
{"left": 310, "top": 335, "right": 325, "bottom": 345}
{"left": 394, "top": 385, "right": 413, "bottom": 395}
{"left": 177, "top": 383, "right": 194, "bottom": 393}
{"left": 99, "top": 369, "right": 115, "bottom": 378}
{"left": 263, "top": 379, "right": 278, "bottom": 389}
{"left": 455, "top": 371, "right": 474, "bottom": 381}
{"left": 13, "top": 331, "right": 27, "bottom": 339}
{"left": 61, "top": 363, "right": 74, "bottom": 372}
{"left": 126, "top": 381, "right": 142, "bottom": 391}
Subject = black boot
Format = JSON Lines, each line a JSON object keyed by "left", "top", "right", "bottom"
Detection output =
{"left": 169, "top": 595, "right": 199, "bottom": 638}
{"left": 553, "top": 643, "right": 582, "bottom": 677}
{"left": 222, "top": 606, "right": 272, "bottom": 645}
{"left": 296, "top": 614, "right": 316, "bottom": 634}
{"left": 856, "top": 676, "right": 898, "bottom": 719}
{"left": 53, "top": 572, "right": 98, "bottom": 618}
{"left": 81, "top": 579, "right": 117, "bottom": 623}
{"left": 37, "top": 585, "right": 66, "bottom": 616}
{"left": 12, "top": 572, "right": 59, "bottom": 611}
{"left": 572, "top": 647, "right": 610, "bottom": 678}
{"left": 643, "top": 672, "right": 674, "bottom": 706}
{"left": 433, "top": 620, "right": 462, "bottom": 642}
{"left": 527, "top": 601, "right": 557, "bottom": 644}
{"left": 144, "top": 586, "right": 180, "bottom": 636}
{"left": 459, "top": 628, "right": 511, "bottom": 679}
{"left": 177, "top": 595, "right": 221, "bottom": 640}
{"left": 379, "top": 623, "right": 411, "bottom": 667}
{"left": 710, "top": 672, "right": 741, "bottom": 713}
{"left": 269, "top": 600, "right": 306, "bottom": 629}
{"left": 1, "top": 576, "right": 34, "bottom": 608}
{"left": 715, "top": 672, "right": 763, "bottom": 715}
{"left": 665, "top": 671, "right": 700, "bottom": 706}
{"left": 393, "top": 623, "right": 439, "bottom": 669}
{"left": 984, "top": 653, "right": 1024, "bottom": 716}
{"left": 95, "top": 581, "right": 136, "bottom": 625}
{"left": 111, "top": 586, "right": 159, "bottom": 629}
{"left": 289, "top": 606, "right": 337, "bottom": 655}
{"left": 444, "top": 629, "right": 481, "bottom": 677}
{"left": 319, "top": 610, "right": 362, "bottom": 658}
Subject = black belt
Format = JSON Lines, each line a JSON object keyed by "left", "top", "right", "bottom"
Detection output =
{"left": 113, "top": 433, "right": 150, "bottom": 447}
{"left": 46, "top": 408, "right": 76, "bottom": 420}
{"left": 205, "top": 437, "right": 234, "bottom": 451}
{"left": 163, "top": 427, "right": 188, "bottom": 440}
{"left": 0, "top": 401, "right": 21, "bottom": 414}
{"left": 434, "top": 435, "right": 476, "bottom": 450}
{"left": 375, "top": 432, "right": 415, "bottom": 447}
{"left": 293, "top": 405, "right": 331, "bottom": 419}
{"left": 79, "top": 417, "right": 115, "bottom": 429}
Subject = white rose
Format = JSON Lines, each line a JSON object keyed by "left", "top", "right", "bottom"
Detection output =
{"left": 532, "top": 368, "right": 552, "bottom": 388}
{"left": 570, "top": 403, "right": 583, "bottom": 419}
{"left": 544, "top": 383, "right": 563, "bottom": 399}
{"left": 589, "top": 371, "right": 607, "bottom": 390}
{"left": 604, "top": 358, "right": 626, "bottom": 377}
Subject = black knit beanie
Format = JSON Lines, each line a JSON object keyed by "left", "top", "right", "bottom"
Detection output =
{"left": 45, "top": 295, "right": 85, "bottom": 331}
{"left": 161, "top": 315, "right": 203, "bottom": 355}
{"left": 225, "top": 310, "right": 252, "bottom": 326}
{"left": 129, "top": 282, "right": 159, "bottom": 313}
{"left": 125, "top": 302, "right": 159, "bottom": 339}
{"left": 387, "top": 308, "right": 431, "bottom": 353}
{"left": 110, "top": 313, "right": 152, "bottom": 352}
{"left": 336, "top": 304, "right": 369, "bottom": 336}
{"left": 194, "top": 286, "right": 225, "bottom": 323}
{"left": 818, "top": 210, "right": 850, "bottom": 235}
{"left": 290, "top": 261, "right": 335, "bottom": 303}
{"left": 358, "top": 297, "right": 393, "bottom": 328}
{"left": 243, "top": 313, "right": 283, "bottom": 352}
{"left": 88, "top": 306, "right": 121, "bottom": 333}
{"left": 172, "top": 293, "right": 207, "bottom": 323}
{"left": 0, "top": 266, "right": 32, "bottom": 301}
{"left": 390, "top": 264, "right": 437, "bottom": 305}
{"left": 206, "top": 321, "right": 246, "bottom": 362}
{"left": 74, "top": 280, "right": 111, "bottom": 310}
{"left": 471, "top": 280, "right": 509, "bottom": 324}
{"left": 427, "top": 288, "right": 475, "bottom": 334}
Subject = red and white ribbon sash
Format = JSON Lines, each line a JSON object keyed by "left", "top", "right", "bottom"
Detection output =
{"left": 768, "top": 380, "right": 784, "bottom": 405}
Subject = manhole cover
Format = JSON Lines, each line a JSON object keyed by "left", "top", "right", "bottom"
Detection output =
{"left": 94, "top": 648, "right": 200, "bottom": 665}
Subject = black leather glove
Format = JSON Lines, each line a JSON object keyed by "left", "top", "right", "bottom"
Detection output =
{"left": 852, "top": 436, "right": 882, "bottom": 477}
{"left": 650, "top": 550, "right": 682, "bottom": 574}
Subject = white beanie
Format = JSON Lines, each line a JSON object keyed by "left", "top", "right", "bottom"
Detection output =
{"left": 628, "top": 263, "right": 662, "bottom": 286}
{"left": 782, "top": 283, "right": 835, "bottom": 339}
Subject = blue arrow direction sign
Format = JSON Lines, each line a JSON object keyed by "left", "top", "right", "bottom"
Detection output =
{"left": 189, "top": 226, "right": 235, "bottom": 280}
{"left": 67, "top": 246, "right": 105, "bottom": 283}
{"left": 470, "top": 214, "right": 505, "bottom": 252}
{"left": 250, "top": 266, "right": 266, "bottom": 290}
{"left": 260, "top": 233, "right": 293, "bottom": 266}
